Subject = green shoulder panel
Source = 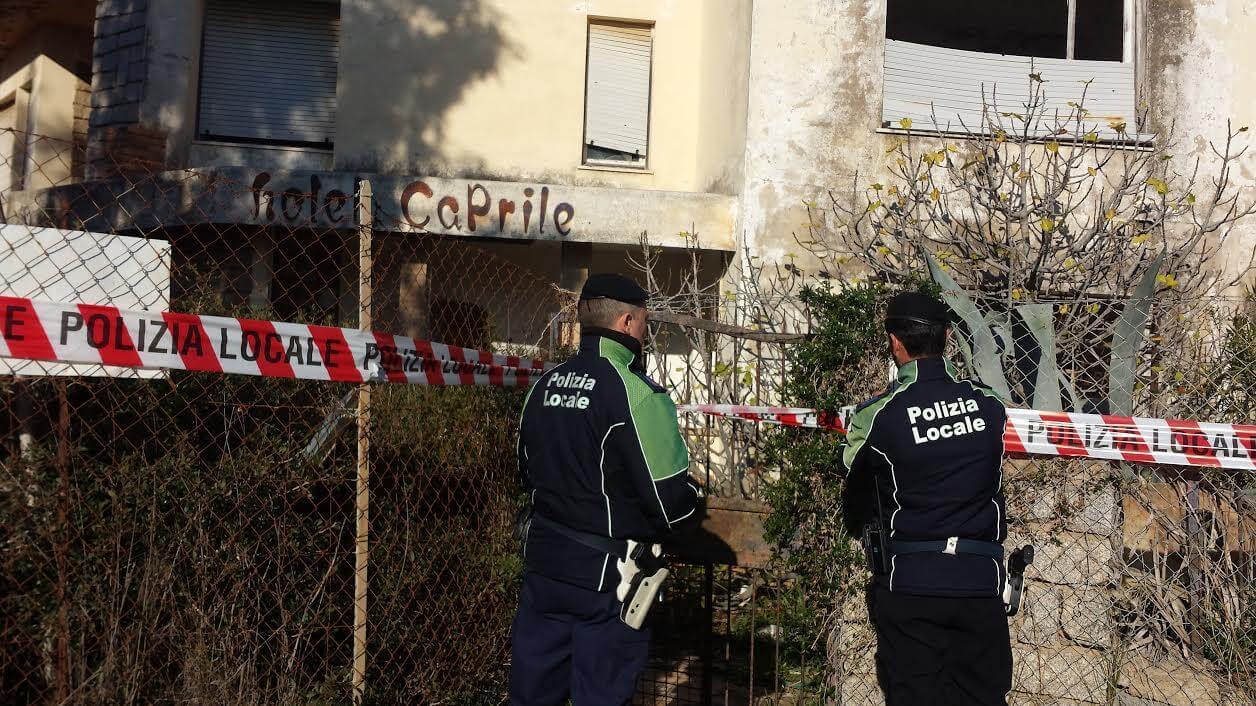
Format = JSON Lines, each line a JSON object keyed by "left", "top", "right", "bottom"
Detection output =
{"left": 628, "top": 381, "right": 690, "bottom": 481}
{"left": 608, "top": 361, "right": 689, "bottom": 482}
{"left": 841, "top": 361, "right": 918, "bottom": 469}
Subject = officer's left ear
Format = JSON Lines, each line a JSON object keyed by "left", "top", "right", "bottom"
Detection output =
{"left": 887, "top": 332, "right": 906, "bottom": 361}
{"left": 630, "top": 306, "right": 649, "bottom": 339}
{"left": 617, "top": 306, "right": 649, "bottom": 343}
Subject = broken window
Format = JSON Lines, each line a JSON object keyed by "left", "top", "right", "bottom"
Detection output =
{"left": 886, "top": 0, "right": 1126, "bottom": 61}
{"left": 882, "top": 0, "right": 1135, "bottom": 137}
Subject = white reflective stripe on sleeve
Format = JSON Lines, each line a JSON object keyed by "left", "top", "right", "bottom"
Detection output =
{"left": 597, "top": 422, "right": 625, "bottom": 592}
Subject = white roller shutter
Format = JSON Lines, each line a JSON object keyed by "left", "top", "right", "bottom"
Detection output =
{"left": 883, "top": 40, "right": 1137, "bottom": 140}
{"left": 197, "top": 0, "right": 339, "bottom": 145}
{"left": 584, "top": 22, "right": 652, "bottom": 158}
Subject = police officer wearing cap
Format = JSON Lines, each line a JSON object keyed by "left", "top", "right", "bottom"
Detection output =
{"left": 510, "top": 273, "right": 701, "bottom": 706}
{"left": 841, "top": 292, "right": 1012, "bottom": 705}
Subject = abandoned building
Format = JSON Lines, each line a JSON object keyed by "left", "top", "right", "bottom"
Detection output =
{"left": 0, "top": 0, "right": 1252, "bottom": 342}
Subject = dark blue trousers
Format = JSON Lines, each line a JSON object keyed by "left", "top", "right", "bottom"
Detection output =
{"left": 510, "top": 571, "right": 651, "bottom": 706}
{"left": 868, "top": 584, "right": 1012, "bottom": 705}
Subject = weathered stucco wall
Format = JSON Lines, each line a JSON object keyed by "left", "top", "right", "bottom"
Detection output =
{"left": 139, "top": 0, "right": 752, "bottom": 203}
{"left": 735, "top": 0, "right": 1256, "bottom": 290}
{"left": 1141, "top": 0, "right": 1256, "bottom": 290}
{"left": 67, "top": 0, "right": 1256, "bottom": 285}
{"left": 735, "top": 0, "right": 888, "bottom": 266}
{"left": 131, "top": 0, "right": 750, "bottom": 257}
{"left": 694, "top": 0, "right": 753, "bottom": 196}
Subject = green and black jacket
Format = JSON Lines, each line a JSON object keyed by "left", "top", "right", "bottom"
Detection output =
{"left": 841, "top": 356, "right": 1009, "bottom": 598}
{"left": 518, "top": 328, "right": 700, "bottom": 591}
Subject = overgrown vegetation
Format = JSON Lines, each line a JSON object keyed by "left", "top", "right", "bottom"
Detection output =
{"left": 1, "top": 369, "right": 526, "bottom": 705}
{"left": 1111, "top": 296, "right": 1256, "bottom": 699}
{"left": 801, "top": 86, "right": 1255, "bottom": 302}
{"left": 758, "top": 281, "right": 936, "bottom": 677}
{"left": 762, "top": 82, "right": 1256, "bottom": 702}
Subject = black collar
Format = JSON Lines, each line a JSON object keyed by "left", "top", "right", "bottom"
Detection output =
{"left": 580, "top": 327, "right": 644, "bottom": 368}
{"left": 905, "top": 356, "right": 950, "bottom": 381}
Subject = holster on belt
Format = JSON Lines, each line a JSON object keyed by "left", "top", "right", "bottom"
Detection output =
{"left": 616, "top": 540, "right": 669, "bottom": 630}
{"left": 1003, "top": 544, "right": 1035, "bottom": 616}
{"left": 512, "top": 503, "right": 533, "bottom": 552}
{"left": 524, "top": 511, "right": 665, "bottom": 630}
{"left": 863, "top": 473, "right": 892, "bottom": 575}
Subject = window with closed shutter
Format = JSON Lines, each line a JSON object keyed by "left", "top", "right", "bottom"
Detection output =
{"left": 197, "top": 0, "right": 339, "bottom": 146}
{"left": 583, "top": 21, "right": 652, "bottom": 167}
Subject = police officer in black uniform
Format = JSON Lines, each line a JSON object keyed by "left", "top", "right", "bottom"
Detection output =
{"left": 841, "top": 292, "right": 1012, "bottom": 705}
{"left": 511, "top": 273, "right": 701, "bottom": 706}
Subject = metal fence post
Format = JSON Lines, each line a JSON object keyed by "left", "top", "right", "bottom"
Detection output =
{"left": 352, "top": 179, "right": 373, "bottom": 705}
{"left": 55, "top": 380, "right": 70, "bottom": 703}
{"left": 1186, "top": 479, "right": 1205, "bottom": 653}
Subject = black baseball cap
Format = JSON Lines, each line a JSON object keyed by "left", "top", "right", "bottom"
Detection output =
{"left": 886, "top": 292, "right": 951, "bottom": 326}
{"left": 579, "top": 273, "right": 649, "bottom": 307}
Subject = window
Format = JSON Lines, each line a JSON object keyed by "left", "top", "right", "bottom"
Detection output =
{"left": 196, "top": 0, "right": 340, "bottom": 147}
{"left": 582, "top": 21, "right": 652, "bottom": 168}
{"left": 886, "top": 1, "right": 1126, "bottom": 61}
{"left": 883, "top": 0, "right": 1135, "bottom": 138}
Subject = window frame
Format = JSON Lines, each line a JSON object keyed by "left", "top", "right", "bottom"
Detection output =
{"left": 1066, "top": 0, "right": 1137, "bottom": 63}
{"left": 885, "top": 0, "right": 1134, "bottom": 64}
{"left": 580, "top": 18, "right": 655, "bottom": 171}
{"left": 880, "top": 0, "right": 1143, "bottom": 144}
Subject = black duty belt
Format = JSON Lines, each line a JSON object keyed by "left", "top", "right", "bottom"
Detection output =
{"left": 531, "top": 512, "right": 629, "bottom": 560}
{"left": 890, "top": 537, "right": 1004, "bottom": 560}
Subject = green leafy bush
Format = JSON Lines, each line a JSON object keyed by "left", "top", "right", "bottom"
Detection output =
{"left": 760, "top": 279, "right": 935, "bottom": 665}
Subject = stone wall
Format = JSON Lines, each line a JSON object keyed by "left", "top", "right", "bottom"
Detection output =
{"left": 1006, "top": 461, "right": 1121, "bottom": 705}
{"left": 829, "top": 459, "right": 1240, "bottom": 705}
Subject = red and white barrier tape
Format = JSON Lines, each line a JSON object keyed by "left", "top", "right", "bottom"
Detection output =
{"left": 0, "top": 297, "right": 547, "bottom": 387}
{"left": 1006, "top": 409, "right": 1255, "bottom": 471}
{"left": 678, "top": 404, "right": 851, "bottom": 432}
{"left": 678, "top": 404, "right": 1256, "bottom": 471}
{"left": 3, "top": 297, "right": 1251, "bottom": 470}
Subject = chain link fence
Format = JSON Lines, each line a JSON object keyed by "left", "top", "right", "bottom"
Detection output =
{"left": 653, "top": 284, "right": 1254, "bottom": 705}
{"left": 1, "top": 128, "right": 1253, "bottom": 706}
{"left": 0, "top": 130, "right": 564, "bottom": 704}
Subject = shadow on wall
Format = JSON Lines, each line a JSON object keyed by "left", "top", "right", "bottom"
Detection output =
{"left": 332, "top": 0, "right": 518, "bottom": 174}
